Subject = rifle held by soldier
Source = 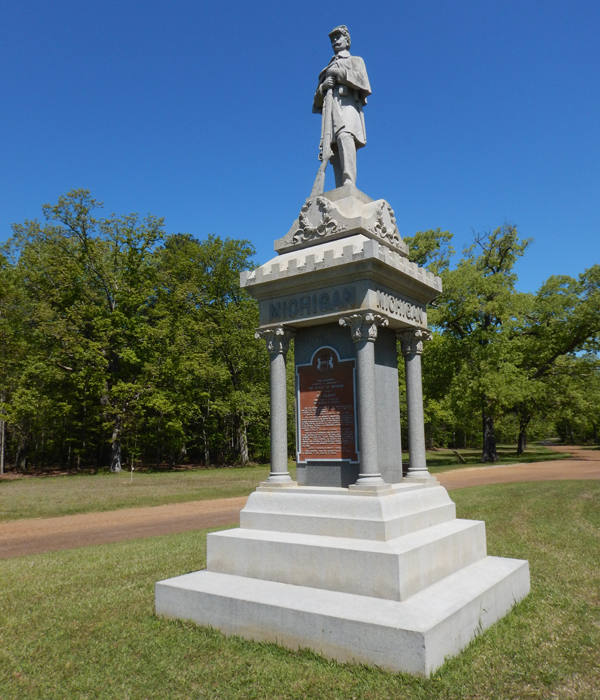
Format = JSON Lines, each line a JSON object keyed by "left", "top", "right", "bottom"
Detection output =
{"left": 310, "top": 87, "right": 333, "bottom": 197}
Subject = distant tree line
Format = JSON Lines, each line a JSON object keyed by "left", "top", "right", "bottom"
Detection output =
{"left": 0, "top": 191, "right": 598, "bottom": 473}
{"left": 403, "top": 226, "right": 600, "bottom": 461}
{"left": 0, "top": 190, "right": 271, "bottom": 472}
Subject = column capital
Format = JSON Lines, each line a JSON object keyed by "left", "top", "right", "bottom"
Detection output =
{"left": 397, "top": 328, "right": 432, "bottom": 356}
{"left": 255, "top": 326, "right": 295, "bottom": 354}
{"left": 339, "top": 312, "right": 389, "bottom": 343}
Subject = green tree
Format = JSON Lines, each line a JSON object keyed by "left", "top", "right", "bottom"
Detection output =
{"left": 4, "top": 192, "right": 272, "bottom": 472}
{"left": 509, "top": 269, "right": 600, "bottom": 451}
{"left": 9, "top": 189, "right": 165, "bottom": 471}
{"left": 154, "top": 233, "right": 270, "bottom": 465}
{"left": 410, "top": 225, "right": 600, "bottom": 457}
{"left": 403, "top": 228, "right": 454, "bottom": 275}
{"left": 414, "top": 225, "right": 532, "bottom": 461}
{"left": 0, "top": 249, "right": 26, "bottom": 473}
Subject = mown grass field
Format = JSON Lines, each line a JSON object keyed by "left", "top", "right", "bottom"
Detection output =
{"left": 1, "top": 480, "right": 598, "bottom": 699}
{"left": 0, "top": 463, "right": 294, "bottom": 522}
{"left": 0, "top": 446, "right": 565, "bottom": 522}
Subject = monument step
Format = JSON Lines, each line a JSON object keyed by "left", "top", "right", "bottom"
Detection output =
{"left": 240, "top": 483, "right": 456, "bottom": 541}
{"left": 155, "top": 555, "right": 530, "bottom": 676}
{"left": 207, "top": 518, "right": 487, "bottom": 601}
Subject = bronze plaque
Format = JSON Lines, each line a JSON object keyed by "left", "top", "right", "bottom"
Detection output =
{"left": 297, "top": 348, "right": 357, "bottom": 462}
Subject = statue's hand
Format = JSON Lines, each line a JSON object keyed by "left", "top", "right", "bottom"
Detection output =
{"left": 321, "top": 76, "right": 336, "bottom": 91}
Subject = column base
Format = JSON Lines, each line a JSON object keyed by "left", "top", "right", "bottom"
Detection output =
{"left": 265, "top": 473, "right": 294, "bottom": 484}
{"left": 348, "top": 482, "right": 393, "bottom": 495}
{"left": 258, "top": 480, "right": 298, "bottom": 490}
{"left": 355, "top": 473, "right": 386, "bottom": 485}
{"left": 404, "top": 469, "right": 435, "bottom": 482}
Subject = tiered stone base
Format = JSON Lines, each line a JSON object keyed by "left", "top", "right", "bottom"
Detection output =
{"left": 155, "top": 481, "right": 529, "bottom": 676}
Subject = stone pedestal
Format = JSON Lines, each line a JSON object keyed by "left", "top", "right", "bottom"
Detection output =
{"left": 155, "top": 184, "right": 530, "bottom": 675}
{"left": 156, "top": 482, "right": 530, "bottom": 676}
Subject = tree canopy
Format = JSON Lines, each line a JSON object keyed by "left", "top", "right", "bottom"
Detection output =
{"left": 0, "top": 190, "right": 270, "bottom": 471}
{"left": 0, "top": 193, "right": 597, "bottom": 474}
{"left": 405, "top": 227, "right": 600, "bottom": 459}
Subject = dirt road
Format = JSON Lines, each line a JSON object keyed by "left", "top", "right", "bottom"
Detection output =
{"left": 439, "top": 445, "right": 600, "bottom": 490}
{"left": 2, "top": 446, "right": 598, "bottom": 559}
{"left": 0, "top": 496, "right": 248, "bottom": 560}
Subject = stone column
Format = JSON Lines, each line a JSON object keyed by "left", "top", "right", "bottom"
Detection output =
{"left": 339, "top": 312, "right": 389, "bottom": 485}
{"left": 398, "top": 329, "right": 432, "bottom": 480}
{"left": 255, "top": 327, "right": 295, "bottom": 483}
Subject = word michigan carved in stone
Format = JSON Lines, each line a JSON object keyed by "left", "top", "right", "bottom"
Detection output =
{"left": 268, "top": 286, "right": 356, "bottom": 322}
{"left": 375, "top": 290, "right": 425, "bottom": 325}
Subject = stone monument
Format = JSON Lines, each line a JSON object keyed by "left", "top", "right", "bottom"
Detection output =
{"left": 155, "top": 27, "right": 530, "bottom": 676}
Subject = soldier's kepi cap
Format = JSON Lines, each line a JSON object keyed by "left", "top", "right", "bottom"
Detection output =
{"left": 328, "top": 25, "right": 349, "bottom": 38}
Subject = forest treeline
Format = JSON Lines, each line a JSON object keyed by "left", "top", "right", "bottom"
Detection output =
{"left": 404, "top": 226, "right": 600, "bottom": 460}
{"left": 0, "top": 190, "right": 599, "bottom": 472}
{"left": 0, "top": 190, "right": 270, "bottom": 472}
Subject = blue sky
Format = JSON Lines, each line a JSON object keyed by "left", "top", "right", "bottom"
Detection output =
{"left": 1, "top": 0, "right": 599, "bottom": 292}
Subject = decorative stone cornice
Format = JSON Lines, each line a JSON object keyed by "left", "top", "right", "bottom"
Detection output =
{"left": 240, "top": 235, "right": 442, "bottom": 298}
{"left": 397, "top": 329, "right": 432, "bottom": 356}
{"left": 339, "top": 312, "right": 389, "bottom": 343}
{"left": 255, "top": 326, "right": 295, "bottom": 354}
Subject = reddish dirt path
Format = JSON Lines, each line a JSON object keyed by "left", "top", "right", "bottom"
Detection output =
{"left": 1, "top": 446, "right": 598, "bottom": 560}
{"left": 0, "top": 497, "right": 248, "bottom": 560}
{"left": 439, "top": 445, "right": 600, "bottom": 490}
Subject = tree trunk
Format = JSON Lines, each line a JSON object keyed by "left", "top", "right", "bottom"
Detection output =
{"left": 517, "top": 414, "right": 530, "bottom": 455}
{"left": 237, "top": 419, "right": 249, "bottom": 465}
{"left": 0, "top": 389, "right": 5, "bottom": 475}
{"left": 481, "top": 409, "right": 499, "bottom": 463}
{"left": 109, "top": 418, "right": 122, "bottom": 472}
{"left": 0, "top": 417, "right": 4, "bottom": 476}
{"left": 203, "top": 401, "right": 210, "bottom": 465}
{"left": 15, "top": 433, "right": 27, "bottom": 472}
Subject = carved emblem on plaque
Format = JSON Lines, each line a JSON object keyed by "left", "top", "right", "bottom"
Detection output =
{"left": 317, "top": 354, "right": 334, "bottom": 372}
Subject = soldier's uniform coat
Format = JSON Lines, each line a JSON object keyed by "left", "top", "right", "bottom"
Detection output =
{"left": 313, "top": 50, "right": 371, "bottom": 149}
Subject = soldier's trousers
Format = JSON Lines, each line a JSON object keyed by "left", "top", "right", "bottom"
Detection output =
{"left": 330, "top": 131, "right": 357, "bottom": 187}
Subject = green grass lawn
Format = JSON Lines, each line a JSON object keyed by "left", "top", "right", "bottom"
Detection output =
{"left": 0, "top": 462, "right": 296, "bottom": 522}
{"left": 426, "top": 443, "right": 569, "bottom": 473}
{"left": 0, "top": 446, "right": 570, "bottom": 522}
{"left": 1, "top": 481, "right": 598, "bottom": 699}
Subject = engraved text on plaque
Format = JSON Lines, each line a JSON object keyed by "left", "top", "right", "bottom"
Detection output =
{"left": 297, "top": 347, "right": 357, "bottom": 462}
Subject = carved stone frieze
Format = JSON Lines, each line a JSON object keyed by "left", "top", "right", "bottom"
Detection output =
{"left": 276, "top": 184, "right": 409, "bottom": 257}
{"left": 397, "top": 328, "right": 432, "bottom": 356}
{"left": 339, "top": 312, "right": 389, "bottom": 343}
{"left": 366, "top": 201, "right": 402, "bottom": 247}
{"left": 255, "top": 326, "right": 295, "bottom": 354}
{"left": 292, "top": 197, "right": 348, "bottom": 245}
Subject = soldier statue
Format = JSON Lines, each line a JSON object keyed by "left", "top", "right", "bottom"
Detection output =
{"left": 312, "top": 25, "right": 371, "bottom": 189}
